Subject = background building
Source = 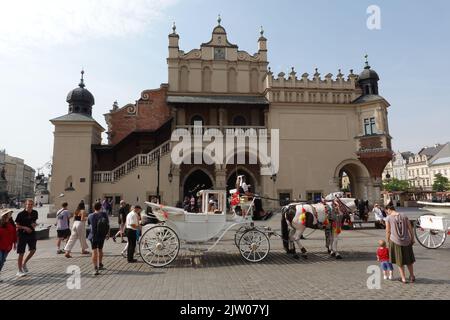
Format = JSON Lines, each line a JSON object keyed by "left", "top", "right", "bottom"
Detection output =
{"left": 0, "top": 150, "right": 35, "bottom": 202}
{"left": 383, "top": 143, "right": 450, "bottom": 191}
{"left": 50, "top": 19, "right": 393, "bottom": 212}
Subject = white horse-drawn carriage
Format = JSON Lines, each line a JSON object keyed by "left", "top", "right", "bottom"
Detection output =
{"left": 139, "top": 190, "right": 274, "bottom": 267}
{"left": 414, "top": 213, "right": 450, "bottom": 249}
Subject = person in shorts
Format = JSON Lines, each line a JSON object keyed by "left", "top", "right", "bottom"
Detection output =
{"left": 15, "top": 199, "right": 38, "bottom": 277}
{"left": 88, "top": 202, "right": 109, "bottom": 275}
{"left": 377, "top": 239, "right": 393, "bottom": 280}
{"left": 56, "top": 202, "right": 71, "bottom": 254}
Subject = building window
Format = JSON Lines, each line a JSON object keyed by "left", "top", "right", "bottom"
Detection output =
{"left": 232, "top": 115, "right": 247, "bottom": 126}
{"left": 190, "top": 115, "right": 204, "bottom": 126}
{"left": 306, "top": 191, "right": 323, "bottom": 203}
{"left": 363, "top": 117, "right": 376, "bottom": 135}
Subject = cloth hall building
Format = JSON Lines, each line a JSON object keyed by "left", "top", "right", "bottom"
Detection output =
{"left": 49, "top": 19, "right": 393, "bottom": 212}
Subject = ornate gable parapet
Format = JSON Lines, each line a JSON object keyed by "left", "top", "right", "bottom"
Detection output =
{"left": 167, "top": 18, "right": 268, "bottom": 94}
{"left": 265, "top": 68, "right": 361, "bottom": 104}
{"left": 267, "top": 68, "right": 358, "bottom": 90}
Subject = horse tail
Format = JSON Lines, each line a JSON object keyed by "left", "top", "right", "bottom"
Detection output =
{"left": 280, "top": 207, "right": 290, "bottom": 252}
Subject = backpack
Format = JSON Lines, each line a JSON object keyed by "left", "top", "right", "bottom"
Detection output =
{"left": 95, "top": 213, "right": 109, "bottom": 238}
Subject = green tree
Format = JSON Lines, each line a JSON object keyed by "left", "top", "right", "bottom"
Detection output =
{"left": 432, "top": 173, "right": 450, "bottom": 192}
{"left": 382, "top": 178, "right": 410, "bottom": 192}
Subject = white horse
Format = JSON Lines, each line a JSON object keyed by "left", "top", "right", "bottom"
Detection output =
{"left": 280, "top": 192, "right": 356, "bottom": 259}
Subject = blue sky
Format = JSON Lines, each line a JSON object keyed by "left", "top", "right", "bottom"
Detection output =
{"left": 0, "top": 0, "right": 449, "bottom": 172}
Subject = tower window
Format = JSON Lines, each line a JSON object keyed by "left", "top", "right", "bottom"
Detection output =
{"left": 364, "top": 117, "right": 376, "bottom": 135}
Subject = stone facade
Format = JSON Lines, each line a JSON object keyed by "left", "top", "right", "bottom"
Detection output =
{"left": 50, "top": 19, "right": 393, "bottom": 212}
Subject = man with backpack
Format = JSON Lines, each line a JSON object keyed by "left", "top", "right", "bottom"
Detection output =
{"left": 87, "top": 202, "right": 110, "bottom": 276}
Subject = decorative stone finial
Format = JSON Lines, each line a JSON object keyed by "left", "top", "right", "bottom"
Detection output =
{"left": 314, "top": 68, "right": 320, "bottom": 78}
{"left": 172, "top": 21, "right": 176, "bottom": 34}
{"left": 112, "top": 100, "right": 119, "bottom": 111}
{"left": 217, "top": 14, "right": 221, "bottom": 25}
{"left": 260, "top": 26, "right": 264, "bottom": 37}
{"left": 337, "top": 69, "right": 344, "bottom": 78}
{"left": 79, "top": 69, "right": 85, "bottom": 88}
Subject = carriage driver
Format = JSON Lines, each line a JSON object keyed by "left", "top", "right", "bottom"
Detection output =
{"left": 235, "top": 175, "right": 273, "bottom": 221}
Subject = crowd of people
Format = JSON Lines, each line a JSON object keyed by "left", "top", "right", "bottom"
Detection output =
{"left": 0, "top": 198, "right": 155, "bottom": 279}
{"left": 0, "top": 194, "right": 417, "bottom": 283}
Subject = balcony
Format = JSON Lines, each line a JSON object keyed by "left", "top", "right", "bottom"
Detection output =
{"left": 175, "top": 125, "right": 269, "bottom": 138}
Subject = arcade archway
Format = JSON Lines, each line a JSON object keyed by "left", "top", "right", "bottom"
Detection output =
{"left": 334, "top": 160, "right": 371, "bottom": 199}
{"left": 183, "top": 169, "right": 214, "bottom": 198}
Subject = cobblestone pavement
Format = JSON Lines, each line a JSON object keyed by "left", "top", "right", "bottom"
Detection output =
{"left": 0, "top": 206, "right": 449, "bottom": 300}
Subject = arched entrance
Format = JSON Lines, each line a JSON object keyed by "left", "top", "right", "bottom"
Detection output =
{"left": 334, "top": 160, "right": 371, "bottom": 199}
{"left": 183, "top": 169, "right": 214, "bottom": 197}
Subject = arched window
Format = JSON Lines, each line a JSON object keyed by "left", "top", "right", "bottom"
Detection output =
{"left": 65, "top": 176, "right": 74, "bottom": 191}
{"left": 227, "top": 68, "right": 237, "bottom": 92}
{"left": 190, "top": 115, "right": 204, "bottom": 126}
{"left": 179, "top": 66, "right": 189, "bottom": 92}
{"left": 232, "top": 115, "right": 247, "bottom": 126}
{"left": 202, "top": 67, "right": 212, "bottom": 92}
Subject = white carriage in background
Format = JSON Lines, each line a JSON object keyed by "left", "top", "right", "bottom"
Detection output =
{"left": 139, "top": 190, "right": 274, "bottom": 267}
{"left": 414, "top": 213, "right": 450, "bottom": 249}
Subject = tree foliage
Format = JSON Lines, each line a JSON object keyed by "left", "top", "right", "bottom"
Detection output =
{"left": 382, "top": 178, "right": 410, "bottom": 192}
{"left": 432, "top": 173, "right": 450, "bottom": 192}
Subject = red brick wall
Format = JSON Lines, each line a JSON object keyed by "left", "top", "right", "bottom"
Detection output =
{"left": 107, "top": 85, "right": 171, "bottom": 145}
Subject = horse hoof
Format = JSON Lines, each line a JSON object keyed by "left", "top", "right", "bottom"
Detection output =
{"left": 336, "top": 255, "right": 342, "bottom": 260}
{"left": 327, "top": 249, "right": 331, "bottom": 254}
{"left": 302, "top": 254, "right": 308, "bottom": 259}
{"left": 300, "top": 248, "right": 307, "bottom": 254}
{"left": 293, "top": 254, "right": 300, "bottom": 260}
{"left": 330, "top": 252, "right": 336, "bottom": 257}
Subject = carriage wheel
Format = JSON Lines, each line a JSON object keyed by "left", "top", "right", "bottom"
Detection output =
{"left": 414, "top": 214, "right": 447, "bottom": 249}
{"left": 238, "top": 229, "right": 270, "bottom": 263}
{"left": 139, "top": 225, "right": 180, "bottom": 267}
{"left": 234, "top": 225, "right": 250, "bottom": 247}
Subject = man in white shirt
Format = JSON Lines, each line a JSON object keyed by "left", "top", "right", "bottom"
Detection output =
{"left": 372, "top": 203, "right": 386, "bottom": 229}
{"left": 125, "top": 205, "right": 142, "bottom": 263}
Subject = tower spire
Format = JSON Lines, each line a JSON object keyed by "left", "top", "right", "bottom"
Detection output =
{"left": 79, "top": 69, "right": 85, "bottom": 88}
{"left": 364, "top": 54, "right": 370, "bottom": 69}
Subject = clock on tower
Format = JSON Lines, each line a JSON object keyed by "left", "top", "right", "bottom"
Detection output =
{"left": 214, "top": 47, "right": 225, "bottom": 60}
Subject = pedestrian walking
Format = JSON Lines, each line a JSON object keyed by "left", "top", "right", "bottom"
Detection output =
{"left": 15, "top": 199, "right": 38, "bottom": 277}
{"left": 113, "top": 200, "right": 128, "bottom": 243}
{"left": 64, "top": 201, "right": 90, "bottom": 257}
{"left": 385, "top": 202, "right": 416, "bottom": 284}
{"left": 88, "top": 202, "right": 110, "bottom": 276}
{"left": 56, "top": 202, "right": 71, "bottom": 254}
{"left": 125, "top": 205, "right": 142, "bottom": 263}
{"left": 0, "top": 209, "right": 17, "bottom": 282}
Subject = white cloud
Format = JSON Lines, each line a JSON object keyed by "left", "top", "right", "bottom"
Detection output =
{"left": 0, "top": 0, "right": 178, "bottom": 55}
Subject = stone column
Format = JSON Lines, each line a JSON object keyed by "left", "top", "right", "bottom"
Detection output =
{"left": 171, "top": 165, "right": 181, "bottom": 205}
{"left": 215, "top": 164, "right": 227, "bottom": 190}
{"left": 218, "top": 108, "right": 226, "bottom": 127}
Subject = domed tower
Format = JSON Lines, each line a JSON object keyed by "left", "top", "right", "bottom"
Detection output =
{"left": 66, "top": 70, "right": 95, "bottom": 116}
{"left": 49, "top": 71, "right": 104, "bottom": 213}
{"left": 358, "top": 55, "right": 380, "bottom": 95}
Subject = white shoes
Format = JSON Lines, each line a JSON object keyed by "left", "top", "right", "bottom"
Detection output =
{"left": 16, "top": 271, "right": 26, "bottom": 277}
{"left": 383, "top": 275, "right": 388, "bottom": 280}
{"left": 22, "top": 265, "right": 29, "bottom": 274}
{"left": 388, "top": 274, "right": 393, "bottom": 280}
